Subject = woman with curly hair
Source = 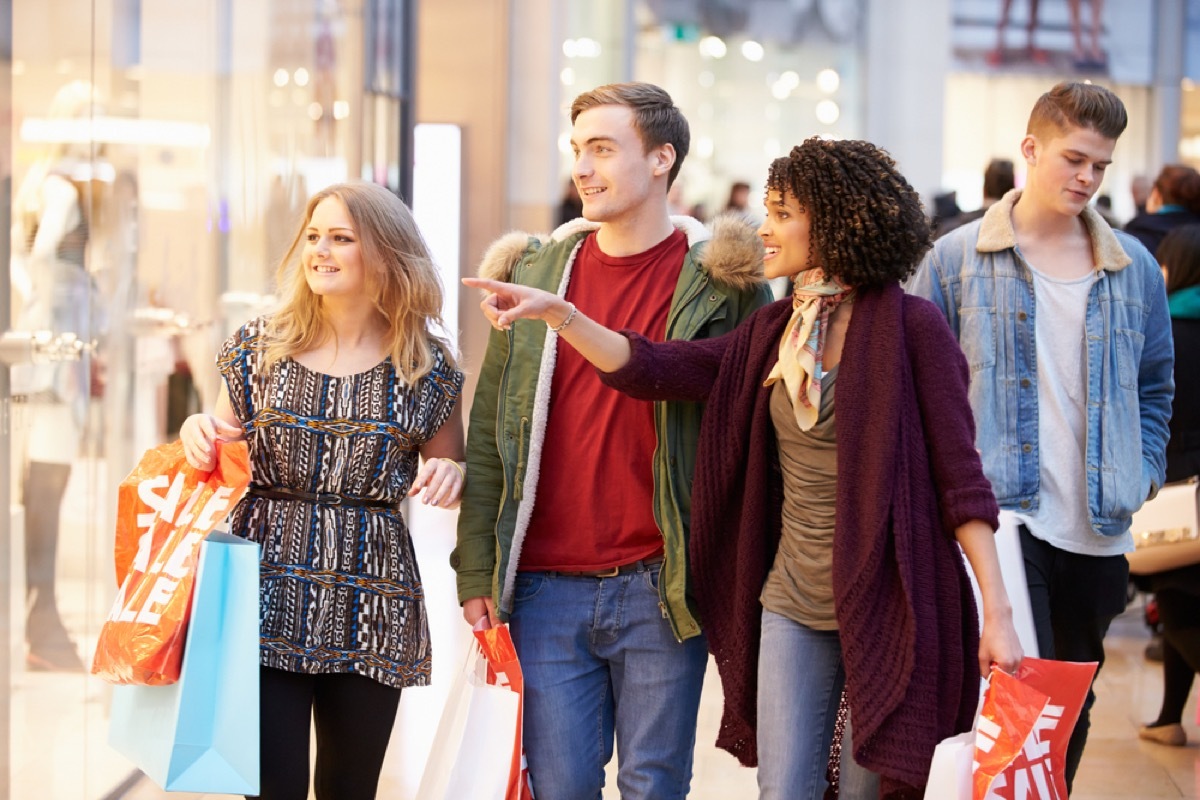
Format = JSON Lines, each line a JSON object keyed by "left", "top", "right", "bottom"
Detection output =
{"left": 464, "top": 137, "right": 1022, "bottom": 798}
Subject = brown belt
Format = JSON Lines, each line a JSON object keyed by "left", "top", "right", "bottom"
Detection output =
{"left": 544, "top": 556, "right": 664, "bottom": 579}
{"left": 248, "top": 485, "right": 397, "bottom": 510}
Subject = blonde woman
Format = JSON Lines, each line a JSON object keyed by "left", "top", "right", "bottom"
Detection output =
{"left": 181, "top": 180, "right": 464, "bottom": 799}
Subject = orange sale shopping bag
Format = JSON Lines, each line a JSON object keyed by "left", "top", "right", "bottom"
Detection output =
{"left": 975, "top": 659, "right": 1097, "bottom": 800}
{"left": 91, "top": 439, "right": 251, "bottom": 685}
{"left": 973, "top": 670, "right": 1049, "bottom": 799}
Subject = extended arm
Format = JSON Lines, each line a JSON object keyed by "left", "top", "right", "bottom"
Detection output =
{"left": 464, "top": 275, "right": 733, "bottom": 403}
{"left": 462, "top": 276, "right": 632, "bottom": 372}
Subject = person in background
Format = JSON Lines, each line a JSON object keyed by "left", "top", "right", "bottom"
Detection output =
{"left": 936, "top": 158, "right": 1016, "bottom": 238}
{"left": 1125, "top": 164, "right": 1200, "bottom": 256}
{"left": 931, "top": 190, "right": 962, "bottom": 234}
{"left": 465, "top": 136, "right": 1023, "bottom": 799}
{"left": 724, "top": 180, "right": 751, "bottom": 213}
{"left": 908, "top": 81, "right": 1174, "bottom": 793}
{"left": 1094, "top": 194, "right": 1120, "bottom": 227}
{"left": 452, "top": 81, "right": 769, "bottom": 800}
{"left": 988, "top": 0, "right": 1049, "bottom": 66}
{"left": 721, "top": 180, "right": 759, "bottom": 226}
{"left": 1136, "top": 224, "right": 1200, "bottom": 748}
{"left": 1067, "top": 0, "right": 1107, "bottom": 70}
{"left": 555, "top": 175, "right": 584, "bottom": 226}
{"left": 181, "top": 180, "right": 465, "bottom": 799}
{"left": 1130, "top": 173, "right": 1152, "bottom": 217}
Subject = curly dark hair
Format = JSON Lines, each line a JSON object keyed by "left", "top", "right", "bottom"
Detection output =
{"left": 766, "top": 137, "right": 932, "bottom": 288}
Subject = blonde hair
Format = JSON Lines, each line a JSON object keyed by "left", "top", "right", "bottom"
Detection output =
{"left": 265, "top": 181, "right": 455, "bottom": 382}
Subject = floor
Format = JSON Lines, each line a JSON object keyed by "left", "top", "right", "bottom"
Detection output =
{"left": 15, "top": 471, "right": 1200, "bottom": 799}
{"left": 105, "top": 601, "right": 1198, "bottom": 800}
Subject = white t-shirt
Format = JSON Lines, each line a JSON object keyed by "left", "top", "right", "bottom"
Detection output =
{"left": 1016, "top": 264, "right": 1132, "bottom": 556}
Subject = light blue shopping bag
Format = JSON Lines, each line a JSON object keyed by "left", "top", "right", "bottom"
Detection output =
{"left": 108, "top": 531, "right": 261, "bottom": 794}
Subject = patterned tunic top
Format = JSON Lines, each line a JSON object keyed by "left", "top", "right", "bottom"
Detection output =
{"left": 218, "top": 317, "right": 463, "bottom": 689}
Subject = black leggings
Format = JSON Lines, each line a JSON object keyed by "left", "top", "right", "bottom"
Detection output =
{"left": 251, "top": 666, "right": 402, "bottom": 800}
{"left": 1152, "top": 588, "right": 1200, "bottom": 726}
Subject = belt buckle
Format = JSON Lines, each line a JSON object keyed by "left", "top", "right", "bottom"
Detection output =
{"left": 318, "top": 492, "right": 342, "bottom": 506}
{"left": 595, "top": 565, "right": 621, "bottom": 578}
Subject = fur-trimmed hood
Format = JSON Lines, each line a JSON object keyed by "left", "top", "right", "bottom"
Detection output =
{"left": 477, "top": 214, "right": 765, "bottom": 291}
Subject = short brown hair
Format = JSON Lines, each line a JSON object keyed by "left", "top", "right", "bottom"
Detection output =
{"left": 1153, "top": 164, "right": 1200, "bottom": 213}
{"left": 570, "top": 82, "right": 690, "bottom": 187}
{"left": 1027, "top": 81, "right": 1128, "bottom": 141}
{"left": 1158, "top": 224, "right": 1200, "bottom": 295}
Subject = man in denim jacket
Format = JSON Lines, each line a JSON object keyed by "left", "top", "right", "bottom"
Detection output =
{"left": 909, "top": 81, "right": 1173, "bottom": 792}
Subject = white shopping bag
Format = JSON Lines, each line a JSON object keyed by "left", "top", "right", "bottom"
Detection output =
{"left": 923, "top": 730, "right": 974, "bottom": 800}
{"left": 417, "top": 631, "right": 521, "bottom": 800}
{"left": 966, "top": 511, "right": 1040, "bottom": 659}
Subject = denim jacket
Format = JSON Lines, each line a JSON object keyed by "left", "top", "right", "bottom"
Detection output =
{"left": 908, "top": 190, "right": 1173, "bottom": 537}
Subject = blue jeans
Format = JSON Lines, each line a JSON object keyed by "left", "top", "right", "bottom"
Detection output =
{"left": 508, "top": 563, "right": 708, "bottom": 800}
{"left": 757, "top": 609, "right": 879, "bottom": 800}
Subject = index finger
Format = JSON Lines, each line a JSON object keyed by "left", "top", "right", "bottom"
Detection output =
{"left": 462, "top": 277, "right": 505, "bottom": 293}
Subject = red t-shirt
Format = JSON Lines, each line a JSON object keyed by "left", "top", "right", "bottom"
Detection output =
{"left": 520, "top": 228, "right": 687, "bottom": 571}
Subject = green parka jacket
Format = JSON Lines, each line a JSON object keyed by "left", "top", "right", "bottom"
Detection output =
{"left": 451, "top": 214, "right": 770, "bottom": 640}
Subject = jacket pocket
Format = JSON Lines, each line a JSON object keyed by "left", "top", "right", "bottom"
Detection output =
{"left": 1115, "top": 328, "right": 1144, "bottom": 391}
{"left": 959, "top": 307, "right": 997, "bottom": 372}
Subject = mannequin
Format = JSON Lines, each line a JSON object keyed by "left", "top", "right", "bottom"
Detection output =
{"left": 11, "top": 80, "right": 109, "bottom": 671}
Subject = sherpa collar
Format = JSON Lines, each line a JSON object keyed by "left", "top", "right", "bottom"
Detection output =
{"left": 976, "top": 188, "right": 1132, "bottom": 272}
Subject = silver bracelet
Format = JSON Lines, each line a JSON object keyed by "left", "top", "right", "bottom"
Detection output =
{"left": 549, "top": 302, "right": 578, "bottom": 333}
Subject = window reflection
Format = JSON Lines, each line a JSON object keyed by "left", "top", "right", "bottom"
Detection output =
{"left": 5, "top": 0, "right": 412, "bottom": 795}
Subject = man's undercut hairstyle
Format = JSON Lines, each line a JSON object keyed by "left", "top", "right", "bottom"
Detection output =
{"left": 571, "top": 82, "right": 690, "bottom": 188}
{"left": 1027, "top": 81, "right": 1128, "bottom": 141}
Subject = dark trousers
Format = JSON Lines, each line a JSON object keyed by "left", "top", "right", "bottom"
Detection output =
{"left": 251, "top": 666, "right": 402, "bottom": 800}
{"left": 1019, "top": 525, "right": 1129, "bottom": 794}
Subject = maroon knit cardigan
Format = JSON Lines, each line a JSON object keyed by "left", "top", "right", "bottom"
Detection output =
{"left": 603, "top": 283, "right": 999, "bottom": 796}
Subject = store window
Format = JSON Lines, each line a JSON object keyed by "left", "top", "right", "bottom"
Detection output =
{"left": 1, "top": 0, "right": 412, "bottom": 796}
{"left": 560, "top": 0, "right": 866, "bottom": 225}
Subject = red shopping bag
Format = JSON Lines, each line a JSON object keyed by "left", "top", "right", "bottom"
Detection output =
{"left": 91, "top": 440, "right": 251, "bottom": 685}
{"left": 975, "top": 659, "right": 1098, "bottom": 800}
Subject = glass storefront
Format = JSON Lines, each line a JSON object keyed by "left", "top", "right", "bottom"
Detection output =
{"left": 1, "top": 0, "right": 412, "bottom": 796}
